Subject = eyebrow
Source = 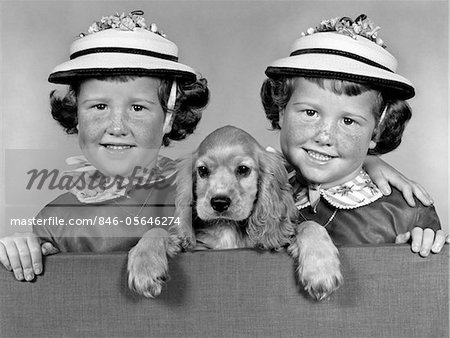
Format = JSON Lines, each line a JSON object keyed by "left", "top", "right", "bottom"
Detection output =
{"left": 79, "top": 97, "right": 103, "bottom": 105}
{"left": 291, "top": 101, "right": 321, "bottom": 109}
{"left": 132, "top": 98, "right": 158, "bottom": 105}
{"left": 78, "top": 97, "right": 158, "bottom": 105}
{"left": 345, "top": 112, "right": 369, "bottom": 122}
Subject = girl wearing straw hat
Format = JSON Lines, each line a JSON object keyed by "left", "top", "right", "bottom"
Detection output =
{"left": 0, "top": 11, "right": 208, "bottom": 282}
{"left": 261, "top": 15, "right": 448, "bottom": 256}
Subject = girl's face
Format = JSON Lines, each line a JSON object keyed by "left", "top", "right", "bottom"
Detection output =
{"left": 77, "top": 77, "right": 173, "bottom": 177}
{"left": 279, "top": 78, "right": 378, "bottom": 188}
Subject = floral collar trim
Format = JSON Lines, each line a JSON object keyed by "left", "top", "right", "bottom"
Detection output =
{"left": 63, "top": 155, "right": 176, "bottom": 204}
{"left": 290, "top": 170, "right": 383, "bottom": 211}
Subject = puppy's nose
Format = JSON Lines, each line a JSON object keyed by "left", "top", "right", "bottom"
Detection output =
{"left": 210, "top": 196, "right": 231, "bottom": 212}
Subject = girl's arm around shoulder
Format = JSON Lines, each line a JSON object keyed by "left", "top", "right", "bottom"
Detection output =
{"left": 364, "top": 155, "right": 433, "bottom": 207}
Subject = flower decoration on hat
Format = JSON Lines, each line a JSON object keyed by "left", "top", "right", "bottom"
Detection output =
{"left": 301, "top": 14, "right": 386, "bottom": 48}
{"left": 79, "top": 10, "right": 167, "bottom": 38}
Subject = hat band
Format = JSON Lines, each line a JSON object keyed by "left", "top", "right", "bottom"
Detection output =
{"left": 290, "top": 48, "right": 393, "bottom": 73}
{"left": 70, "top": 47, "right": 179, "bottom": 62}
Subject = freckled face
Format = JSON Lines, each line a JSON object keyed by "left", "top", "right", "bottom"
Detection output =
{"left": 279, "top": 78, "right": 378, "bottom": 187}
{"left": 77, "top": 77, "right": 173, "bottom": 177}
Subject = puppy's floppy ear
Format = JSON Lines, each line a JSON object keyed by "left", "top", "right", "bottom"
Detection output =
{"left": 171, "top": 152, "right": 197, "bottom": 249}
{"left": 248, "top": 149, "right": 296, "bottom": 249}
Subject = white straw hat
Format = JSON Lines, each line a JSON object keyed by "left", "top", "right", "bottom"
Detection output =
{"left": 49, "top": 11, "right": 197, "bottom": 84}
{"left": 265, "top": 15, "right": 414, "bottom": 99}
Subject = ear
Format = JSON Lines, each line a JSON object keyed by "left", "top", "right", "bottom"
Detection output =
{"left": 370, "top": 127, "right": 381, "bottom": 150}
{"left": 248, "top": 149, "right": 296, "bottom": 249}
{"left": 163, "top": 111, "right": 174, "bottom": 135}
{"left": 278, "top": 109, "right": 285, "bottom": 127}
{"left": 171, "top": 152, "right": 197, "bottom": 249}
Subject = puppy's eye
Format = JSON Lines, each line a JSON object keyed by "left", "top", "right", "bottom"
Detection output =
{"left": 236, "top": 165, "right": 251, "bottom": 177}
{"left": 197, "top": 166, "right": 209, "bottom": 178}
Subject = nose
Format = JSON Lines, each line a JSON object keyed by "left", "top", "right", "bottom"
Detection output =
{"left": 210, "top": 196, "right": 231, "bottom": 212}
{"left": 107, "top": 109, "right": 129, "bottom": 136}
{"left": 314, "top": 120, "right": 336, "bottom": 146}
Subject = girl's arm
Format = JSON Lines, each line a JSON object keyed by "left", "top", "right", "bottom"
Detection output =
{"left": 364, "top": 155, "right": 433, "bottom": 207}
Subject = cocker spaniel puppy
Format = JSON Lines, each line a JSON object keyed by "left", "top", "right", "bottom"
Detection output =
{"left": 128, "top": 126, "right": 342, "bottom": 300}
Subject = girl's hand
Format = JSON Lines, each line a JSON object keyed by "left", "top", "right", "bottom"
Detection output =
{"left": 0, "top": 232, "right": 59, "bottom": 281}
{"left": 395, "top": 228, "right": 449, "bottom": 257}
{"left": 364, "top": 156, "right": 433, "bottom": 207}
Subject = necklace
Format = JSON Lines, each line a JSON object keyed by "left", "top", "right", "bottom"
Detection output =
{"left": 298, "top": 209, "right": 338, "bottom": 228}
{"left": 113, "top": 188, "right": 154, "bottom": 218}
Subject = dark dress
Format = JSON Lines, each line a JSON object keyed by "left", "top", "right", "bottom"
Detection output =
{"left": 291, "top": 171, "right": 441, "bottom": 246}
{"left": 34, "top": 158, "right": 177, "bottom": 252}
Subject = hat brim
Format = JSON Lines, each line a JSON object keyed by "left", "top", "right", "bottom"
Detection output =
{"left": 48, "top": 53, "right": 197, "bottom": 84}
{"left": 265, "top": 54, "right": 415, "bottom": 99}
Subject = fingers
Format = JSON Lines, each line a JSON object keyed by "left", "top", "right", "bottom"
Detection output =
{"left": 418, "top": 228, "right": 435, "bottom": 257}
{"left": 431, "top": 230, "right": 447, "bottom": 254}
{"left": 363, "top": 156, "right": 434, "bottom": 206}
{"left": 0, "top": 242, "right": 12, "bottom": 271}
{"left": 41, "top": 242, "right": 59, "bottom": 256}
{"left": 395, "top": 231, "right": 411, "bottom": 244}
{"left": 409, "top": 227, "right": 448, "bottom": 257}
{"left": 395, "top": 179, "right": 434, "bottom": 207}
{"left": 411, "top": 182, "right": 433, "bottom": 207}
{"left": 27, "top": 236, "right": 43, "bottom": 276}
{"left": 367, "top": 168, "right": 392, "bottom": 196}
{"left": 410, "top": 227, "right": 423, "bottom": 253}
{"left": 14, "top": 238, "right": 36, "bottom": 281}
{"left": 0, "top": 232, "right": 45, "bottom": 281}
{"left": 376, "top": 179, "right": 391, "bottom": 196}
{"left": 399, "top": 184, "right": 416, "bottom": 208}
{"left": 3, "top": 239, "right": 25, "bottom": 280}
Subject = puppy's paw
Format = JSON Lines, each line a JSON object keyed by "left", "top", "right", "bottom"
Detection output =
{"left": 176, "top": 231, "right": 196, "bottom": 250}
{"left": 289, "top": 221, "right": 343, "bottom": 301}
{"left": 127, "top": 236, "right": 169, "bottom": 298}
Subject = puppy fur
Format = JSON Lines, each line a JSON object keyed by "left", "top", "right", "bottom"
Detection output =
{"left": 127, "top": 125, "right": 342, "bottom": 300}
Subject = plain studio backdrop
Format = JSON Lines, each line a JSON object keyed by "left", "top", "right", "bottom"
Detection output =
{"left": 0, "top": 0, "right": 448, "bottom": 236}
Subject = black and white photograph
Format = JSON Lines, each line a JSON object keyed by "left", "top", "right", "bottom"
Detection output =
{"left": 0, "top": 0, "right": 448, "bottom": 337}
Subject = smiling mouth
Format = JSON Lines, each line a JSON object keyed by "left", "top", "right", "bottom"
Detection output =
{"left": 306, "top": 150, "right": 334, "bottom": 162}
{"left": 101, "top": 144, "right": 135, "bottom": 150}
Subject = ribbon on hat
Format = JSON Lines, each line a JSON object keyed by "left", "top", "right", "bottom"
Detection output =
{"left": 167, "top": 80, "right": 177, "bottom": 111}
{"left": 378, "top": 105, "right": 388, "bottom": 126}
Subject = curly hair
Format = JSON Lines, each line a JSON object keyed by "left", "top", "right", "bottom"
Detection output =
{"left": 260, "top": 76, "right": 411, "bottom": 155}
{"left": 50, "top": 75, "right": 209, "bottom": 146}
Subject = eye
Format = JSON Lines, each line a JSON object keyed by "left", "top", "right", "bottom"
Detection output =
{"left": 236, "top": 165, "right": 251, "bottom": 177}
{"left": 304, "top": 109, "right": 318, "bottom": 118}
{"left": 343, "top": 117, "right": 355, "bottom": 126}
{"left": 197, "top": 166, "right": 209, "bottom": 179}
{"left": 131, "top": 105, "right": 145, "bottom": 112}
{"left": 93, "top": 104, "right": 107, "bottom": 110}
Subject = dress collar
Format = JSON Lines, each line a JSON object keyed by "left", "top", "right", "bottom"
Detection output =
{"left": 64, "top": 155, "right": 177, "bottom": 204}
{"left": 289, "top": 169, "right": 383, "bottom": 212}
